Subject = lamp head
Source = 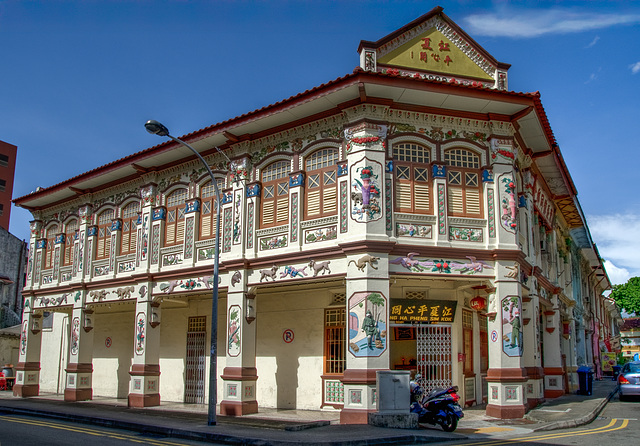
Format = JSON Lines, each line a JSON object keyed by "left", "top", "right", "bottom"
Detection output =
{"left": 145, "top": 120, "right": 170, "bottom": 137}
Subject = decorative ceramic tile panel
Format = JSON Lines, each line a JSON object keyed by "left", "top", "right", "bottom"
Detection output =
{"left": 340, "top": 181, "right": 348, "bottom": 233}
{"left": 247, "top": 202, "right": 254, "bottom": 249}
{"left": 291, "top": 192, "right": 298, "bottom": 243}
{"left": 223, "top": 208, "right": 232, "bottom": 252}
{"left": 487, "top": 188, "right": 496, "bottom": 238}
{"left": 438, "top": 184, "right": 446, "bottom": 235}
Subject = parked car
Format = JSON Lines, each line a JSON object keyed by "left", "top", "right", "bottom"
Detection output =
{"left": 618, "top": 361, "right": 640, "bottom": 401}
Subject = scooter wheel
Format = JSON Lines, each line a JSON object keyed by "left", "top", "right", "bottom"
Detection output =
{"left": 440, "top": 414, "right": 458, "bottom": 432}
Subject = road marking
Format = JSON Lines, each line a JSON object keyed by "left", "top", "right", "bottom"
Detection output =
{"left": 0, "top": 415, "right": 188, "bottom": 446}
{"left": 536, "top": 408, "right": 571, "bottom": 412}
{"left": 457, "top": 427, "right": 516, "bottom": 434}
{"left": 461, "top": 418, "right": 628, "bottom": 446}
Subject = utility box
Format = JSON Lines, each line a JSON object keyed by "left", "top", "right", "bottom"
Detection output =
{"left": 376, "top": 370, "right": 410, "bottom": 413}
{"left": 370, "top": 370, "right": 418, "bottom": 429}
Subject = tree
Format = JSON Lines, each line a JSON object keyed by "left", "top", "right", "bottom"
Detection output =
{"left": 609, "top": 277, "right": 640, "bottom": 316}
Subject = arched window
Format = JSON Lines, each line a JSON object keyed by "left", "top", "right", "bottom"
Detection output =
{"left": 165, "top": 188, "right": 187, "bottom": 246}
{"left": 96, "top": 209, "right": 114, "bottom": 260}
{"left": 121, "top": 201, "right": 140, "bottom": 255}
{"left": 261, "top": 160, "right": 290, "bottom": 228}
{"left": 44, "top": 224, "right": 59, "bottom": 269}
{"left": 305, "top": 148, "right": 338, "bottom": 219}
{"left": 63, "top": 220, "right": 78, "bottom": 266}
{"left": 200, "top": 179, "right": 224, "bottom": 240}
{"left": 444, "top": 148, "right": 482, "bottom": 218}
{"left": 393, "top": 142, "right": 432, "bottom": 214}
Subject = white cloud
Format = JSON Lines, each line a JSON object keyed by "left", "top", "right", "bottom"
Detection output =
{"left": 587, "top": 213, "right": 640, "bottom": 284}
{"left": 586, "top": 36, "right": 600, "bottom": 48}
{"left": 630, "top": 62, "right": 640, "bottom": 74}
{"left": 464, "top": 9, "right": 640, "bottom": 38}
{"left": 602, "top": 260, "right": 631, "bottom": 286}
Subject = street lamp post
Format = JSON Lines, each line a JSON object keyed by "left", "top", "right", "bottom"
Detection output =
{"left": 145, "top": 119, "right": 228, "bottom": 426}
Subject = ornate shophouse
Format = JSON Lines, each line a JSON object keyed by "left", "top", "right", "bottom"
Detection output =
{"left": 13, "top": 7, "right": 617, "bottom": 422}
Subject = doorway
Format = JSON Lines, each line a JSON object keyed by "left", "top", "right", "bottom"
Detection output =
{"left": 184, "top": 316, "right": 207, "bottom": 404}
{"left": 416, "top": 324, "right": 452, "bottom": 394}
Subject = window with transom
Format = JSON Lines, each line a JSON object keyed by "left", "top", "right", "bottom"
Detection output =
{"left": 44, "top": 224, "right": 59, "bottom": 269}
{"left": 200, "top": 179, "right": 224, "bottom": 240}
{"left": 120, "top": 201, "right": 140, "bottom": 255}
{"left": 261, "top": 160, "right": 290, "bottom": 228}
{"left": 324, "top": 308, "right": 346, "bottom": 375}
{"left": 165, "top": 188, "right": 187, "bottom": 247}
{"left": 96, "top": 210, "right": 114, "bottom": 260}
{"left": 305, "top": 148, "right": 338, "bottom": 219}
{"left": 63, "top": 220, "right": 78, "bottom": 266}
{"left": 444, "top": 148, "right": 482, "bottom": 218}
{"left": 393, "top": 143, "right": 432, "bottom": 214}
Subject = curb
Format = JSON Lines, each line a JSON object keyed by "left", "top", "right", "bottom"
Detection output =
{"left": 531, "top": 388, "right": 618, "bottom": 432}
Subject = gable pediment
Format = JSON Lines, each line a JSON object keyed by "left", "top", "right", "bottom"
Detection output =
{"left": 359, "top": 7, "right": 509, "bottom": 88}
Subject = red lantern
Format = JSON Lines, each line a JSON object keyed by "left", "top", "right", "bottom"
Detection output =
{"left": 470, "top": 296, "right": 487, "bottom": 311}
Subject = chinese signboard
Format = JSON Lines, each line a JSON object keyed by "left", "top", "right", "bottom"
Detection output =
{"left": 390, "top": 299, "right": 457, "bottom": 323}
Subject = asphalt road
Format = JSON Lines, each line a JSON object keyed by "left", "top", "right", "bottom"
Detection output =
{"left": 447, "top": 393, "right": 640, "bottom": 446}
{"left": 0, "top": 412, "right": 221, "bottom": 446}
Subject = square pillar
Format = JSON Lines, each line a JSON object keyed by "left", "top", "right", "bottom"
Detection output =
{"left": 341, "top": 253, "right": 390, "bottom": 424}
{"left": 128, "top": 286, "right": 161, "bottom": 407}
{"left": 13, "top": 299, "right": 42, "bottom": 398}
{"left": 65, "top": 301, "right": 95, "bottom": 401}
{"left": 220, "top": 277, "right": 258, "bottom": 415}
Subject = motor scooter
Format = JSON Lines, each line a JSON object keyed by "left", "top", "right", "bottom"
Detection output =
{"left": 410, "top": 382, "right": 464, "bottom": 432}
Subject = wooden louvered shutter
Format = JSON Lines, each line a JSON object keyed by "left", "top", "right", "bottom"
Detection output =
{"left": 396, "top": 182, "right": 412, "bottom": 211}
{"left": 307, "top": 189, "right": 321, "bottom": 217}
{"left": 448, "top": 187, "right": 464, "bottom": 215}
{"left": 262, "top": 201, "right": 275, "bottom": 226}
{"left": 414, "top": 183, "right": 430, "bottom": 212}
{"left": 465, "top": 189, "right": 481, "bottom": 216}
{"left": 323, "top": 187, "right": 337, "bottom": 214}
{"left": 276, "top": 197, "right": 289, "bottom": 223}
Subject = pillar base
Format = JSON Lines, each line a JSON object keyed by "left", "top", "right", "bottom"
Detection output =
{"left": 220, "top": 367, "right": 259, "bottom": 416}
{"left": 340, "top": 408, "right": 376, "bottom": 424}
{"left": 526, "top": 397, "right": 544, "bottom": 410}
{"left": 128, "top": 393, "right": 160, "bottom": 407}
{"left": 65, "top": 388, "right": 93, "bottom": 402}
{"left": 486, "top": 403, "right": 526, "bottom": 419}
{"left": 13, "top": 384, "right": 39, "bottom": 398}
{"left": 12, "top": 362, "right": 41, "bottom": 398}
{"left": 544, "top": 389, "right": 565, "bottom": 398}
{"left": 220, "top": 400, "right": 258, "bottom": 416}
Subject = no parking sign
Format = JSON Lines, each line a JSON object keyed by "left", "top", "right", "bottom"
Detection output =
{"left": 283, "top": 329, "right": 294, "bottom": 343}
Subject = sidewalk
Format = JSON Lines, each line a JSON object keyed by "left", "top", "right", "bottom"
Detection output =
{"left": 0, "top": 379, "right": 618, "bottom": 445}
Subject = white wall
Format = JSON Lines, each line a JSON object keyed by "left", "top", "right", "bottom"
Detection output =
{"left": 255, "top": 289, "right": 328, "bottom": 410}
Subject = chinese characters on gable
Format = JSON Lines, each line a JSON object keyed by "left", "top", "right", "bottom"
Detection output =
{"left": 414, "top": 37, "right": 453, "bottom": 67}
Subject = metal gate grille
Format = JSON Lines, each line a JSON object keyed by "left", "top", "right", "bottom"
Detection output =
{"left": 185, "top": 316, "right": 207, "bottom": 404}
{"left": 417, "top": 325, "right": 452, "bottom": 394}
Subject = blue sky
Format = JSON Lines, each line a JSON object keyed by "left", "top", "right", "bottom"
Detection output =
{"left": 1, "top": 0, "right": 639, "bottom": 284}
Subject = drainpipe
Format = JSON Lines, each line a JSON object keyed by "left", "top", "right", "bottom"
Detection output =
{"left": 15, "top": 240, "right": 27, "bottom": 317}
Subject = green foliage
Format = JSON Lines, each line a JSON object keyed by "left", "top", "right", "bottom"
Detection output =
{"left": 610, "top": 277, "right": 640, "bottom": 316}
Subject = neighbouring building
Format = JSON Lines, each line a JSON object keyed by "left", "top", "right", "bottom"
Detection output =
{"left": 0, "top": 139, "right": 17, "bottom": 231}
{"left": 12, "top": 7, "right": 617, "bottom": 422}
{"left": 620, "top": 318, "right": 640, "bottom": 361}
{"left": 0, "top": 225, "right": 27, "bottom": 329}
{"left": 0, "top": 138, "right": 26, "bottom": 331}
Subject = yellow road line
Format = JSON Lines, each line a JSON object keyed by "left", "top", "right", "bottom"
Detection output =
{"left": 0, "top": 415, "right": 189, "bottom": 446}
{"left": 461, "top": 418, "right": 626, "bottom": 446}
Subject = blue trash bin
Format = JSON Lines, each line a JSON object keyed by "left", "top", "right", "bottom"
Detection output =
{"left": 577, "top": 366, "right": 593, "bottom": 395}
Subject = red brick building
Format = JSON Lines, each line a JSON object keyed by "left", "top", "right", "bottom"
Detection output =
{"left": 0, "top": 140, "right": 17, "bottom": 231}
